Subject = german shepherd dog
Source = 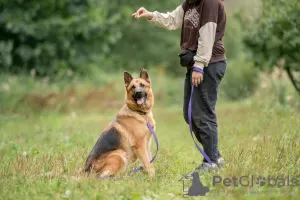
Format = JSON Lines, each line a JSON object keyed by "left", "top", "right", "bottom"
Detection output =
{"left": 84, "top": 69, "right": 155, "bottom": 178}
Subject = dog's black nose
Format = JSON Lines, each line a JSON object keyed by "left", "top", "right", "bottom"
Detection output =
{"left": 135, "top": 91, "right": 143, "bottom": 97}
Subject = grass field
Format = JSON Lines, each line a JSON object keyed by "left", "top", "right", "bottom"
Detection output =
{"left": 0, "top": 72, "right": 299, "bottom": 200}
{"left": 1, "top": 99, "right": 299, "bottom": 200}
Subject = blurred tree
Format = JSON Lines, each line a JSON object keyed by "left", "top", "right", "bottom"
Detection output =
{"left": 244, "top": 0, "right": 300, "bottom": 93}
{"left": 0, "top": 0, "right": 185, "bottom": 76}
{"left": 0, "top": 0, "right": 132, "bottom": 76}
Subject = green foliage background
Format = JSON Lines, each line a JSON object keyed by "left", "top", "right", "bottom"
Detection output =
{"left": 0, "top": 0, "right": 184, "bottom": 76}
{"left": 244, "top": 0, "right": 300, "bottom": 72}
{"left": 1, "top": 0, "right": 298, "bottom": 99}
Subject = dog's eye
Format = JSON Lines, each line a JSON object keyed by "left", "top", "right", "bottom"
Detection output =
{"left": 140, "top": 83, "right": 145, "bottom": 88}
{"left": 131, "top": 85, "right": 136, "bottom": 90}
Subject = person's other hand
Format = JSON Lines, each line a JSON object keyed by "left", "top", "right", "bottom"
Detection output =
{"left": 192, "top": 71, "right": 203, "bottom": 87}
{"left": 132, "top": 7, "right": 153, "bottom": 20}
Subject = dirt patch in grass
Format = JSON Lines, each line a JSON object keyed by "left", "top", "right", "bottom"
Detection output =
{"left": 24, "top": 83, "right": 123, "bottom": 113}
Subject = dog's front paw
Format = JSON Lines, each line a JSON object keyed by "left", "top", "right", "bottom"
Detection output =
{"left": 148, "top": 167, "right": 155, "bottom": 178}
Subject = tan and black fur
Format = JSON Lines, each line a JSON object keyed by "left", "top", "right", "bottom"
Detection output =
{"left": 85, "top": 69, "right": 156, "bottom": 178}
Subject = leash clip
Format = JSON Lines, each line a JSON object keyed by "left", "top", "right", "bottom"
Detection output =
{"left": 145, "top": 115, "right": 149, "bottom": 123}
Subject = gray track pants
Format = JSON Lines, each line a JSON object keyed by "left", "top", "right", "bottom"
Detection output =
{"left": 183, "top": 61, "right": 226, "bottom": 163}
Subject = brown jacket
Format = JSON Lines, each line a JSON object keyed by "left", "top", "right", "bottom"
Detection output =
{"left": 149, "top": 0, "right": 226, "bottom": 70}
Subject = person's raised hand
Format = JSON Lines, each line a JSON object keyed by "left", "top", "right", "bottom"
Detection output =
{"left": 132, "top": 7, "right": 153, "bottom": 20}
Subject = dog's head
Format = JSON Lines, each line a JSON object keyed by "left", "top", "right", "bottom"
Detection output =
{"left": 124, "top": 69, "right": 154, "bottom": 113}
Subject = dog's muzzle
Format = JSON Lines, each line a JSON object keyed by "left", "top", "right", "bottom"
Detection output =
{"left": 133, "top": 91, "right": 147, "bottom": 105}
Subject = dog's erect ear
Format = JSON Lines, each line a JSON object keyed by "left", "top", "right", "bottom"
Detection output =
{"left": 140, "top": 68, "right": 151, "bottom": 84}
{"left": 124, "top": 71, "right": 133, "bottom": 87}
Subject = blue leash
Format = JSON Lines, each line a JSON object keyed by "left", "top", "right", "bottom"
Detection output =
{"left": 127, "top": 119, "right": 159, "bottom": 175}
{"left": 188, "top": 85, "right": 213, "bottom": 165}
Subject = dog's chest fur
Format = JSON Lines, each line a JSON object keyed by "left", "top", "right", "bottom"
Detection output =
{"left": 115, "top": 105, "right": 155, "bottom": 142}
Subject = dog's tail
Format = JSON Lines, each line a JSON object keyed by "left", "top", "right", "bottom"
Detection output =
{"left": 84, "top": 156, "right": 93, "bottom": 172}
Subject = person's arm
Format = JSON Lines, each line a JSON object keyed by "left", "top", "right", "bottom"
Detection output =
{"left": 148, "top": 5, "right": 184, "bottom": 30}
{"left": 193, "top": 1, "right": 219, "bottom": 70}
{"left": 132, "top": 6, "right": 184, "bottom": 31}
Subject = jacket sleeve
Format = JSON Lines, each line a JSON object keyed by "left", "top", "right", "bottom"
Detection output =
{"left": 148, "top": 5, "right": 184, "bottom": 31}
{"left": 193, "top": 1, "right": 219, "bottom": 70}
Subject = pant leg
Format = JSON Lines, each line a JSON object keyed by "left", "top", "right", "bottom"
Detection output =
{"left": 183, "top": 71, "right": 204, "bottom": 143}
{"left": 191, "top": 61, "right": 226, "bottom": 163}
{"left": 183, "top": 70, "right": 191, "bottom": 124}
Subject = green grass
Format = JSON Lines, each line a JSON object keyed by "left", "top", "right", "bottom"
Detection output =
{"left": 0, "top": 71, "right": 299, "bottom": 199}
{"left": 0, "top": 99, "right": 299, "bottom": 200}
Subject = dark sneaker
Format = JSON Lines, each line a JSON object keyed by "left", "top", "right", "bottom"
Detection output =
{"left": 191, "top": 162, "right": 219, "bottom": 174}
{"left": 198, "top": 162, "right": 218, "bottom": 173}
{"left": 185, "top": 162, "right": 218, "bottom": 178}
{"left": 217, "top": 158, "right": 225, "bottom": 168}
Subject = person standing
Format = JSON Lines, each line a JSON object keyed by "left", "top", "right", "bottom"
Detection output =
{"left": 132, "top": 0, "right": 226, "bottom": 172}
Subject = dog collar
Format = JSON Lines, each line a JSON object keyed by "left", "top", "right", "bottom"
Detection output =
{"left": 137, "top": 110, "right": 148, "bottom": 115}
